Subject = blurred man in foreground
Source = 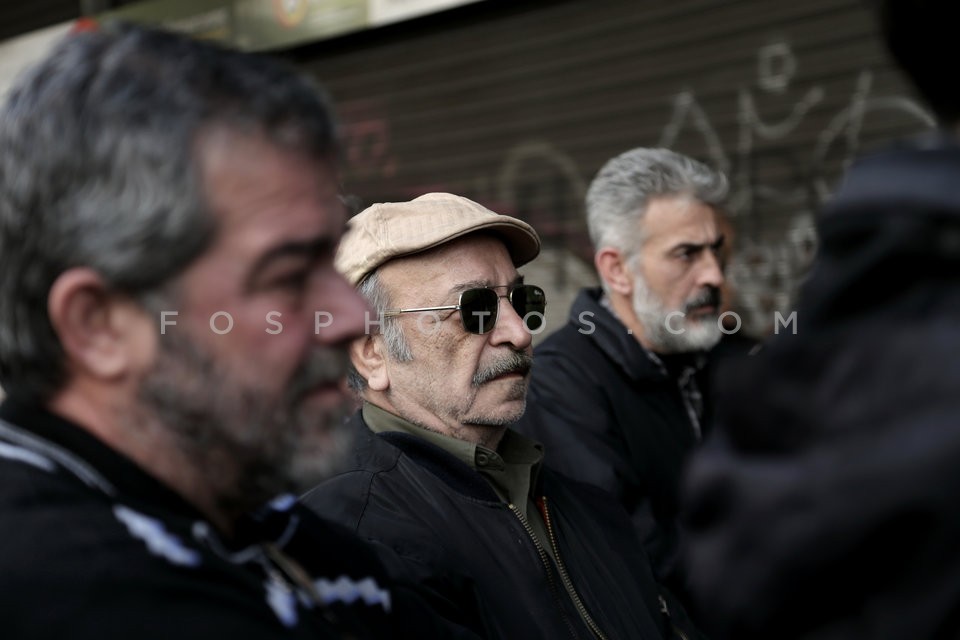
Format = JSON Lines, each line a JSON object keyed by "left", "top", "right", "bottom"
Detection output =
{"left": 0, "top": 23, "right": 470, "bottom": 639}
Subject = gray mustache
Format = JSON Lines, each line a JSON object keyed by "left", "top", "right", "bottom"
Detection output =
{"left": 472, "top": 351, "right": 533, "bottom": 386}
{"left": 683, "top": 287, "right": 721, "bottom": 313}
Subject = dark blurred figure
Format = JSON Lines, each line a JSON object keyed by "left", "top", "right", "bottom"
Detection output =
{"left": 516, "top": 148, "right": 729, "bottom": 614}
{"left": 0, "top": 24, "right": 473, "bottom": 640}
{"left": 683, "top": 1, "right": 960, "bottom": 638}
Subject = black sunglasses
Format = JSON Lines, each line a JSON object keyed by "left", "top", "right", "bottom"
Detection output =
{"left": 383, "top": 284, "right": 546, "bottom": 335}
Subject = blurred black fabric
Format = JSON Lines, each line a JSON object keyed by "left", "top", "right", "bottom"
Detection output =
{"left": 683, "top": 134, "right": 960, "bottom": 640}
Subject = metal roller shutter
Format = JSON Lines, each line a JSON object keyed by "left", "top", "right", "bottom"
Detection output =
{"left": 287, "top": 0, "right": 932, "bottom": 337}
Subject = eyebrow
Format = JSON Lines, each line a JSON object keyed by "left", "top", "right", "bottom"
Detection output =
{"left": 671, "top": 234, "right": 726, "bottom": 254}
{"left": 246, "top": 236, "right": 339, "bottom": 288}
{"left": 449, "top": 274, "right": 525, "bottom": 295}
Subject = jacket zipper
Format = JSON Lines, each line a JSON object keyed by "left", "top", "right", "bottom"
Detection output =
{"left": 508, "top": 502, "right": 582, "bottom": 640}
{"left": 541, "top": 497, "right": 610, "bottom": 640}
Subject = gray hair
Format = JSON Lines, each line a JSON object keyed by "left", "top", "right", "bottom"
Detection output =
{"left": 585, "top": 148, "right": 728, "bottom": 258}
{"left": 346, "top": 270, "right": 413, "bottom": 392}
{"left": 0, "top": 23, "right": 340, "bottom": 402}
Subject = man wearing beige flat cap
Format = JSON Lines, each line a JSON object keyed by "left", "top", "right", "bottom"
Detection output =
{"left": 302, "top": 193, "right": 703, "bottom": 640}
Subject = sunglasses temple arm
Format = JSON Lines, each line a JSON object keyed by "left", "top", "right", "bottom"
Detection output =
{"left": 383, "top": 305, "right": 461, "bottom": 316}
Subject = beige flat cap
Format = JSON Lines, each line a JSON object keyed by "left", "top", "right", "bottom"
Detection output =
{"left": 336, "top": 192, "right": 541, "bottom": 286}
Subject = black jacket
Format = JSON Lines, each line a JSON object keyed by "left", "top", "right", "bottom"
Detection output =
{"left": 515, "top": 288, "right": 711, "bottom": 588}
{"left": 683, "top": 135, "right": 960, "bottom": 639}
{"left": 0, "top": 400, "right": 473, "bottom": 640}
{"left": 302, "top": 412, "right": 679, "bottom": 640}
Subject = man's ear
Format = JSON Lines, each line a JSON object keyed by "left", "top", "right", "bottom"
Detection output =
{"left": 47, "top": 268, "right": 152, "bottom": 382}
{"left": 595, "top": 247, "right": 635, "bottom": 296}
{"left": 350, "top": 335, "right": 389, "bottom": 392}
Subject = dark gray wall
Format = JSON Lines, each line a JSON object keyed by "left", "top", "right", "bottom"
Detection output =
{"left": 0, "top": 1, "right": 79, "bottom": 41}
{"left": 290, "top": 0, "right": 932, "bottom": 336}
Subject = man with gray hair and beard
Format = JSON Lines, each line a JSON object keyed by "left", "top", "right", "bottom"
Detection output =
{"left": 516, "top": 147, "right": 729, "bottom": 616}
{"left": 0, "top": 23, "right": 477, "bottom": 640}
{"left": 303, "top": 192, "right": 701, "bottom": 640}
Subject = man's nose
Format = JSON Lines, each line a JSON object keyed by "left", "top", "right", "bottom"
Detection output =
{"left": 698, "top": 250, "right": 725, "bottom": 289}
{"left": 490, "top": 295, "right": 533, "bottom": 351}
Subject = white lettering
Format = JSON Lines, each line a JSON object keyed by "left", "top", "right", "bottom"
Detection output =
{"left": 665, "top": 311, "right": 686, "bottom": 335}
{"left": 265, "top": 311, "right": 283, "bottom": 335}
{"left": 472, "top": 310, "right": 492, "bottom": 334}
{"left": 160, "top": 311, "right": 178, "bottom": 335}
{"left": 523, "top": 311, "right": 547, "bottom": 335}
{"left": 314, "top": 311, "right": 333, "bottom": 334}
{"left": 774, "top": 311, "right": 798, "bottom": 335}
{"left": 578, "top": 311, "right": 596, "bottom": 335}
{"left": 365, "top": 311, "right": 383, "bottom": 335}
{"left": 210, "top": 312, "right": 233, "bottom": 335}
{"left": 719, "top": 311, "right": 742, "bottom": 335}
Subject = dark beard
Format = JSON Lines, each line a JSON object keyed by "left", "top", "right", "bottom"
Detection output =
{"left": 137, "top": 333, "right": 354, "bottom": 515}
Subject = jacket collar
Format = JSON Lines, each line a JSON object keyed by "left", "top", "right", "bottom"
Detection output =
{"left": 351, "top": 411, "right": 543, "bottom": 502}
{"left": 0, "top": 399, "right": 207, "bottom": 520}
{"left": 0, "top": 399, "right": 336, "bottom": 556}
{"left": 568, "top": 288, "right": 707, "bottom": 383}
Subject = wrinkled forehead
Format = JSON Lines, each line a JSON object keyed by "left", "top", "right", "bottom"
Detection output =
{"left": 377, "top": 233, "right": 516, "bottom": 300}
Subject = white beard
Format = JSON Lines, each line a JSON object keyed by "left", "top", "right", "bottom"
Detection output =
{"left": 631, "top": 275, "right": 722, "bottom": 353}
